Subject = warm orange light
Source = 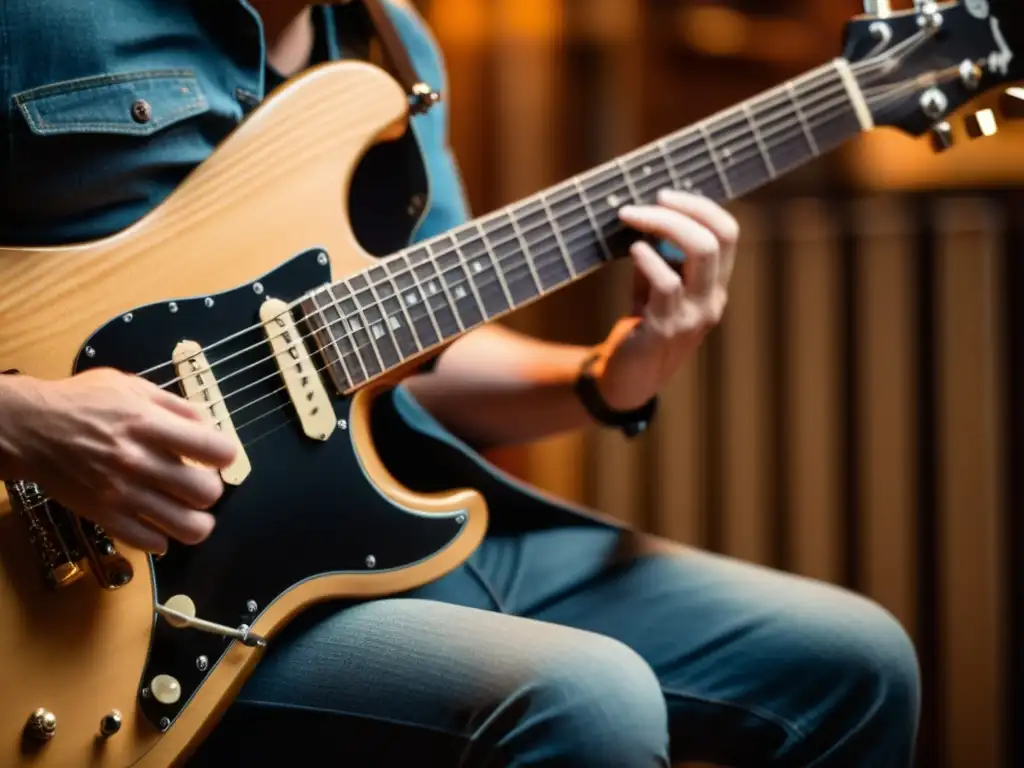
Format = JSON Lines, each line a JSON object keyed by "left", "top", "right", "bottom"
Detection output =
{"left": 677, "top": 5, "right": 750, "bottom": 56}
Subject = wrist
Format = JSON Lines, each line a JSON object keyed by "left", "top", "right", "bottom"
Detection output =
{"left": 573, "top": 351, "right": 658, "bottom": 438}
{"left": 0, "top": 374, "right": 38, "bottom": 479}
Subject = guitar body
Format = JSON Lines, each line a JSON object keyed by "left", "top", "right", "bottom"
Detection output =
{"left": 0, "top": 60, "right": 487, "bottom": 767}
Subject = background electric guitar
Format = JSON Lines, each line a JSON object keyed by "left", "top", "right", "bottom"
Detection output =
{"left": 1, "top": 2, "right": 1020, "bottom": 766}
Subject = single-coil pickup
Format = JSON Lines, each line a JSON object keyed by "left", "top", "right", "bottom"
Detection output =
{"left": 172, "top": 340, "right": 252, "bottom": 486}
{"left": 259, "top": 298, "right": 336, "bottom": 441}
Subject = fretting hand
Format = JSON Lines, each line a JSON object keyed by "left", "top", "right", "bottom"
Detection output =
{"left": 592, "top": 189, "right": 738, "bottom": 412}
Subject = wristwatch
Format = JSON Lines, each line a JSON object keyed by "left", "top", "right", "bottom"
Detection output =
{"left": 572, "top": 352, "right": 658, "bottom": 438}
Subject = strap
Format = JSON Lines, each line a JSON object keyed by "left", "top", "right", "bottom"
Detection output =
{"left": 360, "top": 0, "right": 440, "bottom": 114}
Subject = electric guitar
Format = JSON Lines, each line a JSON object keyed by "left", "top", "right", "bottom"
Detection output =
{"left": 1, "top": 2, "right": 1020, "bottom": 766}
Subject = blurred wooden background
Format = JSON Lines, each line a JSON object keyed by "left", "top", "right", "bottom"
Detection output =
{"left": 410, "top": 1, "right": 1023, "bottom": 766}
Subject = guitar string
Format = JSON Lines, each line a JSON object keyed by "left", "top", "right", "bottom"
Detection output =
{"left": 191, "top": 69, "right": 942, "bottom": 426}
{"left": 137, "top": 44, "right": 914, "bottom": 389}
{"left": 207, "top": 74, "right": 939, "bottom": 438}
{"left": 161, "top": 73, "right": 860, "bottom": 405}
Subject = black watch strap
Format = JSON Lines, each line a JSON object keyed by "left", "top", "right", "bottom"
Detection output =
{"left": 573, "top": 354, "right": 658, "bottom": 438}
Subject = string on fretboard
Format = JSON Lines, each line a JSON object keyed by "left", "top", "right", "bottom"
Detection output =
{"left": 304, "top": 60, "right": 864, "bottom": 390}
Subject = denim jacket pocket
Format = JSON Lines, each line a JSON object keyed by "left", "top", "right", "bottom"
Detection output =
{"left": 12, "top": 69, "right": 209, "bottom": 137}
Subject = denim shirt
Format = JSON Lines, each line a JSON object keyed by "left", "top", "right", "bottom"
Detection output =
{"left": 0, "top": 1, "right": 470, "bottom": 247}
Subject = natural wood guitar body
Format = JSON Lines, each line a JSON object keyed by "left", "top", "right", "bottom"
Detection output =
{"left": 0, "top": 61, "right": 487, "bottom": 767}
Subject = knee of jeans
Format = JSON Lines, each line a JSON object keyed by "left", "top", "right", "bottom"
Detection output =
{"left": 797, "top": 592, "right": 922, "bottom": 729}
{"left": 502, "top": 634, "right": 669, "bottom": 765}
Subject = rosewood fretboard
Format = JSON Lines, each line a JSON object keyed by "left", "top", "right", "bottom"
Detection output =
{"left": 301, "top": 58, "right": 868, "bottom": 391}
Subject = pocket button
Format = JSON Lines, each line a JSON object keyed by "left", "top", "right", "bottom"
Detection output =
{"left": 131, "top": 98, "right": 152, "bottom": 124}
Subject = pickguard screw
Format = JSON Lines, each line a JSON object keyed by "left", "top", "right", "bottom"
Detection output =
{"left": 84, "top": 346, "right": 96, "bottom": 358}
{"left": 253, "top": 282, "right": 264, "bottom": 295}
{"left": 196, "top": 656, "right": 209, "bottom": 672}
{"left": 246, "top": 600, "right": 258, "bottom": 613}
{"left": 317, "top": 252, "right": 328, "bottom": 266}
{"left": 141, "top": 687, "right": 151, "bottom": 699}
{"left": 456, "top": 514, "right": 466, "bottom": 525}
{"left": 365, "top": 555, "right": 376, "bottom": 569}
{"left": 159, "top": 717, "right": 170, "bottom": 732}
{"left": 123, "top": 312, "right": 133, "bottom": 323}
{"left": 204, "top": 297, "right": 215, "bottom": 308}
{"left": 168, "top": 302, "right": 178, "bottom": 313}
{"left": 338, "top": 419, "right": 348, "bottom": 430}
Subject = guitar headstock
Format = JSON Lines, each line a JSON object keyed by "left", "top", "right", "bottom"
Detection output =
{"left": 843, "top": 1, "right": 1023, "bottom": 150}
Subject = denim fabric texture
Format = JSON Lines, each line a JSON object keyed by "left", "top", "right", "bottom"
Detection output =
{"left": 2, "top": 3, "right": 921, "bottom": 765}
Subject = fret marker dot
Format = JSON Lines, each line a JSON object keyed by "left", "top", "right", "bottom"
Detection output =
{"left": 351, "top": 318, "right": 362, "bottom": 330}
{"left": 405, "top": 292, "right": 418, "bottom": 306}
{"left": 388, "top": 316, "right": 401, "bottom": 330}
{"left": 371, "top": 324, "right": 385, "bottom": 340}
{"left": 454, "top": 285, "right": 468, "bottom": 299}
{"left": 684, "top": 179, "right": 694, "bottom": 189}
{"left": 472, "top": 260, "right": 485, "bottom": 274}
{"left": 642, "top": 165, "right": 652, "bottom": 176}
{"left": 606, "top": 193, "right": 622, "bottom": 208}
{"left": 427, "top": 281, "right": 438, "bottom": 295}
{"left": 723, "top": 148, "right": 734, "bottom": 164}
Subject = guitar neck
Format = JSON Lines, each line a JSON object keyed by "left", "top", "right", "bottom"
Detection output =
{"left": 303, "top": 58, "right": 870, "bottom": 391}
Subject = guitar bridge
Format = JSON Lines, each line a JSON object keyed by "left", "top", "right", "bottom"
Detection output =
{"left": 6, "top": 479, "right": 89, "bottom": 589}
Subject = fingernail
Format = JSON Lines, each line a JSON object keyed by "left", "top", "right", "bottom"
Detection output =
{"left": 619, "top": 204, "right": 638, "bottom": 216}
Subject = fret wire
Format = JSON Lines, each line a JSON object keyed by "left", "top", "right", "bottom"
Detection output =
{"left": 536, "top": 191, "right": 578, "bottom": 277}
{"left": 616, "top": 157, "right": 643, "bottom": 203}
{"left": 312, "top": 289, "right": 361, "bottom": 384}
{"left": 503, "top": 206, "right": 545, "bottom": 296}
{"left": 742, "top": 103, "right": 776, "bottom": 179}
{"left": 440, "top": 232, "right": 490, "bottom": 321}
{"left": 656, "top": 138, "right": 685, "bottom": 190}
{"left": 473, "top": 222, "right": 516, "bottom": 307}
{"left": 337, "top": 283, "right": 388, "bottom": 373}
{"left": 786, "top": 82, "right": 820, "bottom": 155}
{"left": 370, "top": 274, "right": 423, "bottom": 357}
{"left": 420, "top": 244, "right": 466, "bottom": 333}
{"left": 570, "top": 177, "right": 613, "bottom": 260}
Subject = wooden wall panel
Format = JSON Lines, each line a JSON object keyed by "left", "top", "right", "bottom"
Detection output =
{"left": 854, "top": 196, "right": 919, "bottom": 636}
{"left": 781, "top": 198, "right": 844, "bottom": 583}
{"left": 717, "top": 203, "right": 774, "bottom": 565}
{"left": 934, "top": 198, "right": 1007, "bottom": 768}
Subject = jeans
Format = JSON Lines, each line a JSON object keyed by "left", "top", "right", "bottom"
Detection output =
{"left": 189, "top": 524, "right": 920, "bottom": 767}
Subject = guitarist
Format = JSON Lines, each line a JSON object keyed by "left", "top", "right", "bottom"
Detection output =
{"left": 0, "top": 2, "right": 920, "bottom": 766}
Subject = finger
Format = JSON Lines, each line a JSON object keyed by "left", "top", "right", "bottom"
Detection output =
{"left": 629, "top": 240, "right": 682, "bottom": 319}
{"left": 94, "top": 512, "right": 169, "bottom": 555}
{"left": 618, "top": 205, "right": 719, "bottom": 300}
{"left": 655, "top": 189, "right": 739, "bottom": 285}
{"left": 147, "top": 384, "right": 207, "bottom": 423}
{"left": 134, "top": 449, "right": 225, "bottom": 511}
{"left": 137, "top": 410, "right": 238, "bottom": 469}
{"left": 124, "top": 485, "right": 216, "bottom": 546}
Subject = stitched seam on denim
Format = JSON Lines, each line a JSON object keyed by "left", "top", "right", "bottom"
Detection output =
{"left": 11, "top": 69, "right": 196, "bottom": 103}
{"left": 463, "top": 559, "right": 507, "bottom": 614}
{"left": 1, "top": 0, "right": 11, "bottom": 170}
{"left": 26, "top": 94, "right": 207, "bottom": 135}
{"left": 661, "top": 684, "right": 808, "bottom": 743}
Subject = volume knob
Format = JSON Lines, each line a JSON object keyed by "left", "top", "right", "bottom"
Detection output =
{"left": 100, "top": 709, "right": 123, "bottom": 737}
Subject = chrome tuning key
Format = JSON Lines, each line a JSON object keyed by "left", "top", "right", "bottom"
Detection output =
{"left": 930, "top": 121, "right": 954, "bottom": 152}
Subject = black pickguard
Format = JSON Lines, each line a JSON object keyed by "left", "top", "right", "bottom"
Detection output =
{"left": 75, "top": 249, "right": 468, "bottom": 731}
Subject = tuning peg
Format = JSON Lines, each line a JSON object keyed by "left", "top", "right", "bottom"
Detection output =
{"left": 930, "top": 121, "right": 954, "bottom": 152}
{"left": 998, "top": 87, "right": 1024, "bottom": 119}
{"left": 964, "top": 108, "right": 998, "bottom": 139}
{"left": 863, "top": 0, "right": 892, "bottom": 16}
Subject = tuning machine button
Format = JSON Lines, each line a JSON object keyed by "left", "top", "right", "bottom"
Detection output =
{"left": 964, "top": 108, "right": 998, "bottom": 139}
{"left": 930, "top": 121, "right": 954, "bottom": 152}
{"left": 998, "top": 87, "right": 1024, "bottom": 119}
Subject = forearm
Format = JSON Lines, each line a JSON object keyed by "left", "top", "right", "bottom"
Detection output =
{"left": 403, "top": 325, "right": 599, "bottom": 450}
